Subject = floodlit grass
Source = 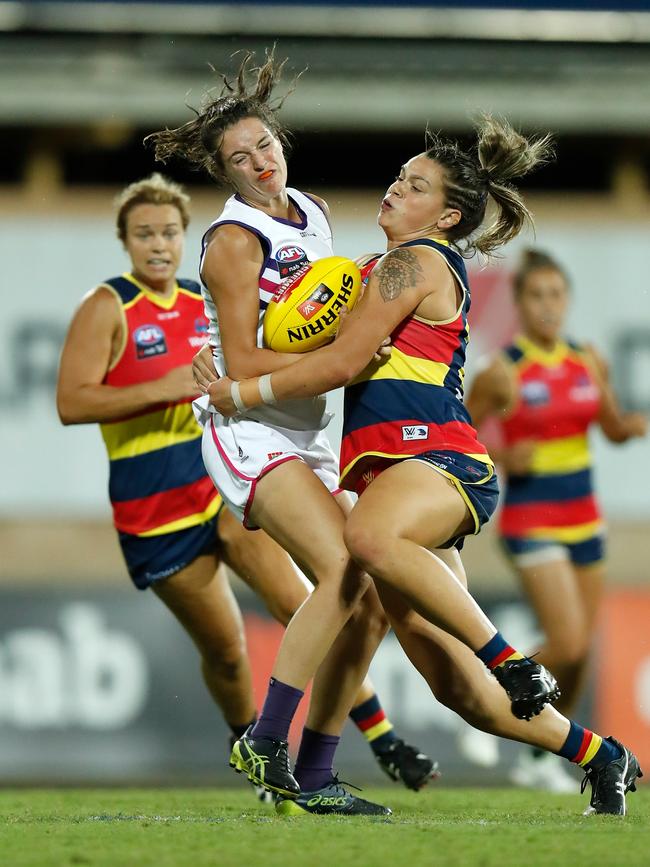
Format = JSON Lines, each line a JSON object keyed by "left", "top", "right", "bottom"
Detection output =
{"left": 0, "top": 786, "right": 648, "bottom": 867}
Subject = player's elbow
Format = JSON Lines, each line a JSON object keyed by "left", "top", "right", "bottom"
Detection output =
{"left": 600, "top": 421, "right": 628, "bottom": 443}
{"left": 57, "top": 403, "right": 77, "bottom": 425}
{"left": 228, "top": 362, "right": 259, "bottom": 380}
{"left": 56, "top": 391, "right": 83, "bottom": 425}
{"left": 224, "top": 350, "right": 266, "bottom": 380}
{"left": 604, "top": 429, "right": 627, "bottom": 444}
{"left": 57, "top": 404, "right": 78, "bottom": 426}
{"left": 327, "top": 356, "right": 359, "bottom": 390}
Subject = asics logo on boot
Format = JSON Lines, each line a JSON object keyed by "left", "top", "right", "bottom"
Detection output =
{"left": 242, "top": 746, "right": 269, "bottom": 780}
{"left": 307, "top": 795, "right": 348, "bottom": 807}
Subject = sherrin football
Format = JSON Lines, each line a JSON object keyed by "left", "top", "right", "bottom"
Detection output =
{"left": 263, "top": 256, "right": 361, "bottom": 353}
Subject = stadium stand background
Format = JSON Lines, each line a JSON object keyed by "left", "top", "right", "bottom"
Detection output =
{"left": 1, "top": 0, "right": 649, "bottom": 784}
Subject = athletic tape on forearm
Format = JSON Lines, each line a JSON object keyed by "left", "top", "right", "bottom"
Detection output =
{"left": 258, "top": 374, "right": 277, "bottom": 405}
{"left": 230, "top": 381, "right": 247, "bottom": 413}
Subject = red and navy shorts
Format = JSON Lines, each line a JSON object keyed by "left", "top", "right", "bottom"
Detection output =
{"left": 354, "top": 449, "right": 499, "bottom": 550}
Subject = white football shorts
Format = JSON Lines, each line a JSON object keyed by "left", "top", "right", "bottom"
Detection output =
{"left": 197, "top": 408, "right": 341, "bottom": 529}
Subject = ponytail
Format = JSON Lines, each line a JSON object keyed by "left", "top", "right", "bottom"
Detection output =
{"left": 425, "top": 115, "right": 554, "bottom": 257}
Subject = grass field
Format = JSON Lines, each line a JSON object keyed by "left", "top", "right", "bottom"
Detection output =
{"left": 1, "top": 785, "right": 648, "bottom": 867}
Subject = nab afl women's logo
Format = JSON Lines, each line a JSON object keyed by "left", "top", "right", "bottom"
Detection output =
{"left": 521, "top": 380, "right": 550, "bottom": 406}
{"left": 275, "top": 245, "right": 307, "bottom": 278}
{"left": 134, "top": 324, "right": 167, "bottom": 359}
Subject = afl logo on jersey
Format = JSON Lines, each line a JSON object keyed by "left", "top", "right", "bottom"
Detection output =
{"left": 275, "top": 245, "right": 307, "bottom": 278}
{"left": 194, "top": 316, "right": 208, "bottom": 334}
{"left": 521, "top": 380, "right": 550, "bottom": 407}
{"left": 134, "top": 324, "right": 167, "bottom": 359}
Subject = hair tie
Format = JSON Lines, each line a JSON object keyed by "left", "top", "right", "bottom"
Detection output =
{"left": 478, "top": 166, "right": 491, "bottom": 185}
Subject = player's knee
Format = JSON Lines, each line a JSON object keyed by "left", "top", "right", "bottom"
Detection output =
{"left": 437, "top": 681, "right": 496, "bottom": 729}
{"left": 268, "top": 594, "right": 300, "bottom": 626}
{"left": 347, "top": 589, "right": 390, "bottom": 641}
{"left": 309, "top": 543, "right": 367, "bottom": 598}
{"left": 344, "top": 521, "right": 392, "bottom": 580}
{"left": 201, "top": 637, "right": 246, "bottom": 679}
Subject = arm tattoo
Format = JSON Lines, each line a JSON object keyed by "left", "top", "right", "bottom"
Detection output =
{"left": 376, "top": 249, "right": 424, "bottom": 302}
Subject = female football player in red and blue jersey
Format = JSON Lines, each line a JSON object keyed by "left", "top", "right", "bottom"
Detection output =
{"left": 210, "top": 119, "right": 643, "bottom": 816}
{"left": 465, "top": 248, "right": 647, "bottom": 789}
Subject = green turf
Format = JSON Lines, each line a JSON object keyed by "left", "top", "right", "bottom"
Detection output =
{"left": 0, "top": 786, "right": 648, "bottom": 867}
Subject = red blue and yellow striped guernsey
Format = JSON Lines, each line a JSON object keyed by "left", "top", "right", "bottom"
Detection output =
{"left": 100, "top": 274, "right": 221, "bottom": 537}
{"left": 340, "top": 239, "right": 491, "bottom": 492}
{"left": 498, "top": 335, "right": 602, "bottom": 547}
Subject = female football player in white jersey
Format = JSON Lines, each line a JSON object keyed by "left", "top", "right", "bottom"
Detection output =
{"left": 56, "top": 173, "right": 319, "bottom": 804}
{"left": 57, "top": 171, "right": 432, "bottom": 809}
{"left": 147, "top": 50, "right": 437, "bottom": 814}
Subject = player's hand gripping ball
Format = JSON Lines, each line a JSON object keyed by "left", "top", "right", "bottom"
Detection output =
{"left": 263, "top": 256, "right": 361, "bottom": 353}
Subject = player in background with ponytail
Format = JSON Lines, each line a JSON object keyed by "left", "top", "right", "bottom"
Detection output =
{"left": 464, "top": 248, "right": 647, "bottom": 791}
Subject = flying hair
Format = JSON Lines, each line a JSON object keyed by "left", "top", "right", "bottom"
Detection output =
{"left": 425, "top": 115, "right": 555, "bottom": 258}
{"left": 144, "top": 47, "right": 301, "bottom": 185}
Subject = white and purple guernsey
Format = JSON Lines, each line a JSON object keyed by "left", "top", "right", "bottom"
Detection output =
{"left": 199, "top": 187, "right": 333, "bottom": 431}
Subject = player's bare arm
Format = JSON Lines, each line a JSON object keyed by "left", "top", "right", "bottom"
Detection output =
{"left": 465, "top": 355, "right": 535, "bottom": 474}
{"left": 202, "top": 224, "right": 302, "bottom": 380}
{"left": 57, "top": 287, "right": 196, "bottom": 424}
{"left": 585, "top": 344, "right": 647, "bottom": 442}
{"left": 375, "top": 247, "right": 425, "bottom": 301}
{"left": 208, "top": 246, "right": 434, "bottom": 413}
{"left": 465, "top": 355, "right": 516, "bottom": 427}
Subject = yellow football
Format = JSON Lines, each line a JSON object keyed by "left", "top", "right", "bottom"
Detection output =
{"left": 263, "top": 256, "right": 361, "bottom": 353}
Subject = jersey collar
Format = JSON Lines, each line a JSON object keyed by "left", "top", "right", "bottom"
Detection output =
{"left": 123, "top": 273, "right": 179, "bottom": 310}
{"left": 516, "top": 334, "right": 568, "bottom": 366}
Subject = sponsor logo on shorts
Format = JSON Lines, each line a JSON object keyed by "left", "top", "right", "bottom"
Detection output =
{"left": 267, "top": 452, "right": 283, "bottom": 460}
{"left": 275, "top": 245, "right": 307, "bottom": 278}
{"left": 362, "top": 469, "right": 375, "bottom": 487}
{"left": 133, "top": 324, "right": 167, "bottom": 359}
{"left": 402, "top": 425, "right": 428, "bottom": 441}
